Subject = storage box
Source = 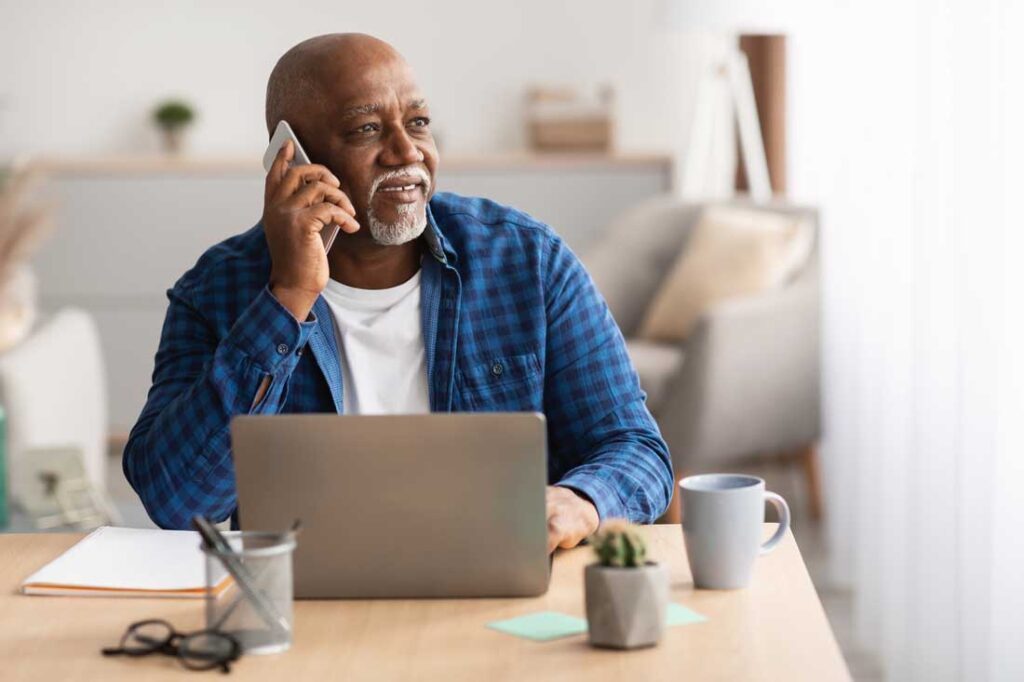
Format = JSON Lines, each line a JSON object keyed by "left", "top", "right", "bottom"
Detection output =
{"left": 525, "top": 85, "right": 614, "bottom": 152}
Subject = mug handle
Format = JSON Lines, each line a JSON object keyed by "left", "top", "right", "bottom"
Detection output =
{"left": 760, "top": 491, "right": 791, "bottom": 554}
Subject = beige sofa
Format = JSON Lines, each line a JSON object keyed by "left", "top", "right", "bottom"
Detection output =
{"left": 582, "top": 196, "right": 822, "bottom": 520}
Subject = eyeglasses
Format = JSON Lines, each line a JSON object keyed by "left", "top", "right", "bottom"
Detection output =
{"left": 102, "top": 619, "right": 241, "bottom": 673}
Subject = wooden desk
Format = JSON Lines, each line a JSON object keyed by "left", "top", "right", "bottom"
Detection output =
{"left": 0, "top": 526, "right": 849, "bottom": 681}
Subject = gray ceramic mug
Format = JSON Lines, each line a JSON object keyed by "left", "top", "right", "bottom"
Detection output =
{"left": 680, "top": 474, "right": 790, "bottom": 589}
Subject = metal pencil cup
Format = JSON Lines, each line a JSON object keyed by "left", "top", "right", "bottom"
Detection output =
{"left": 202, "top": 531, "right": 296, "bottom": 655}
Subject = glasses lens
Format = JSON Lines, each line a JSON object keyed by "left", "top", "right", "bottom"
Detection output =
{"left": 179, "top": 632, "right": 239, "bottom": 670}
{"left": 124, "top": 620, "right": 173, "bottom": 654}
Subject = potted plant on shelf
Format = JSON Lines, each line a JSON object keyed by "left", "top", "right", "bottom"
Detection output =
{"left": 585, "top": 520, "right": 668, "bottom": 649}
{"left": 152, "top": 99, "right": 195, "bottom": 155}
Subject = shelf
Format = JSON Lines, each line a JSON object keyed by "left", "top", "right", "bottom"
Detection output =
{"left": 22, "top": 152, "right": 673, "bottom": 177}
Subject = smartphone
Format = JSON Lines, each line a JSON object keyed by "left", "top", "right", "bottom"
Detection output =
{"left": 263, "top": 120, "right": 341, "bottom": 253}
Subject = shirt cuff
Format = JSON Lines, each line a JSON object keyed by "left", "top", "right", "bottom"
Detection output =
{"left": 555, "top": 472, "right": 627, "bottom": 523}
{"left": 225, "top": 285, "right": 317, "bottom": 372}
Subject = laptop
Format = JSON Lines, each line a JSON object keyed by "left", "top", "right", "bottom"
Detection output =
{"left": 230, "top": 413, "right": 550, "bottom": 599}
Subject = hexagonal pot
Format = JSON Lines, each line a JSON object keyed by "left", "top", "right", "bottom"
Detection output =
{"left": 584, "top": 562, "right": 668, "bottom": 649}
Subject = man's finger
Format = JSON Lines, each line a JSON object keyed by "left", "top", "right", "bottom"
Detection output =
{"left": 545, "top": 486, "right": 561, "bottom": 520}
{"left": 324, "top": 204, "right": 360, "bottom": 234}
{"left": 559, "top": 532, "right": 582, "bottom": 550}
{"left": 547, "top": 517, "right": 562, "bottom": 554}
{"left": 332, "top": 208, "right": 361, "bottom": 234}
{"left": 278, "top": 139, "right": 294, "bottom": 180}
{"left": 331, "top": 188, "right": 355, "bottom": 216}
{"left": 264, "top": 139, "right": 293, "bottom": 203}
{"left": 274, "top": 164, "right": 342, "bottom": 203}
{"left": 549, "top": 505, "right": 594, "bottom": 552}
{"left": 286, "top": 181, "right": 355, "bottom": 215}
{"left": 305, "top": 204, "right": 360, "bottom": 234}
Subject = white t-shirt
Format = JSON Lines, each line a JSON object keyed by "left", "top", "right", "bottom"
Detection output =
{"left": 319, "top": 271, "right": 430, "bottom": 415}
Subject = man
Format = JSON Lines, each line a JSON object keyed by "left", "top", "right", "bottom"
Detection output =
{"left": 123, "top": 33, "right": 672, "bottom": 553}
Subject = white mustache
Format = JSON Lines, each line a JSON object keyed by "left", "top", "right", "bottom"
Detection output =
{"left": 370, "top": 166, "right": 431, "bottom": 197}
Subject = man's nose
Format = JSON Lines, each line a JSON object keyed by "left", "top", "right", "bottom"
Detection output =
{"left": 381, "top": 127, "right": 424, "bottom": 167}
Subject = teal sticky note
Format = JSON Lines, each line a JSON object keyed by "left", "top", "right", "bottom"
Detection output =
{"left": 666, "top": 603, "right": 709, "bottom": 627}
{"left": 487, "top": 611, "right": 588, "bottom": 641}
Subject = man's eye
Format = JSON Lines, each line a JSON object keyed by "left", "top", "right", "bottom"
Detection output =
{"left": 353, "top": 123, "right": 379, "bottom": 134}
{"left": 409, "top": 117, "right": 431, "bottom": 128}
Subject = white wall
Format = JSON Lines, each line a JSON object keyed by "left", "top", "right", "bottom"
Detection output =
{"left": 0, "top": 0, "right": 727, "bottom": 159}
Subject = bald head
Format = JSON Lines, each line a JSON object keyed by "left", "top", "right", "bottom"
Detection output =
{"left": 265, "top": 33, "right": 406, "bottom": 135}
{"left": 262, "top": 33, "right": 438, "bottom": 250}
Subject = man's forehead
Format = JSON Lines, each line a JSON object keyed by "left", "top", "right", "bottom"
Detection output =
{"left": 338, "top": 98, "right": 427, "bottom": 119}
{"left": 315, "top": 57, "right": 426, "bottom": 117}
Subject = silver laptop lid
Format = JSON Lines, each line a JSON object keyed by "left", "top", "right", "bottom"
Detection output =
{"left": 230, "top": 413, "right": 549, "bottom": 598}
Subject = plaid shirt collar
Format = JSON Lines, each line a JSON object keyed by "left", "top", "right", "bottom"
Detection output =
{"left": 422, "top": 201, "right": 459, "bottom": 265}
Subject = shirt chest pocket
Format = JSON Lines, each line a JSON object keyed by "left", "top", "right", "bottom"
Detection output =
{"left": 455, "top": 352, "right": 543, "bottom": 412}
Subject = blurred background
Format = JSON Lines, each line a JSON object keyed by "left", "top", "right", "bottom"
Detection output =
{"left": 1, "top": 1, "right": 1022, "bottom": 679}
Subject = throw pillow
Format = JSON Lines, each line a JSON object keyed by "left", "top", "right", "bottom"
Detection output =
{"left": 637, "top": 206, "right": 812, "bottom": 342}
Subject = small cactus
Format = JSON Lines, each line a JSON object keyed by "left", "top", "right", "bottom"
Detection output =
{"left": 591, "top": 520, "right": 647, "bottom": 568}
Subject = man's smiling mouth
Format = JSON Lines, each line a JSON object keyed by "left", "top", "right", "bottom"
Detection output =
{"left": 369, "top": 167, "right": 431, "bottom": 207}
{"left": 375, "top": 177, "right": 425, "bottom": 203}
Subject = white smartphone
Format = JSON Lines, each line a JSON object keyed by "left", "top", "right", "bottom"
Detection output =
{"left": 263, "top": 120, "right": 341, "bottom": 253}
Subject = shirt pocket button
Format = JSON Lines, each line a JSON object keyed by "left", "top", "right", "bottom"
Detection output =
{"left": 491, "top": 361, "right": 504, "bottom": 377}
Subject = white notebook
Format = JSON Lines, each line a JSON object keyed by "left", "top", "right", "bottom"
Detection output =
{"left": 21, "top": 526, "right": 231, "bottom": 598}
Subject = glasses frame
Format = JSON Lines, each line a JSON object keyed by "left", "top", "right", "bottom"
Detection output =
{"left": 102, "top": 618, "right": 242, "bottom": 673}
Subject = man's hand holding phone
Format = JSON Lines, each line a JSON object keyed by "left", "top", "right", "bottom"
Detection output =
{"left": 262, "top": 139, "right": 360, "bottom": 322}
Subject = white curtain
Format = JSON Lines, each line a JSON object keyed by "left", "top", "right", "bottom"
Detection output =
{"left": 787, "top": 1, "right": 1024, "bottom": 679}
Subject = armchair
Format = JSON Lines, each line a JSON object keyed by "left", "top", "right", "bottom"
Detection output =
{"left": 582, "top": 196, "right": 821, "bottom": 522}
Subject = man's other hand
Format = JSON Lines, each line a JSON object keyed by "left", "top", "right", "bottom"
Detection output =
{"left": 546, "top": 485, "right": 600, "bottom": 554}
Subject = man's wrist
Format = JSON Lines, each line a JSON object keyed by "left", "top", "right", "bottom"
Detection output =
{"left": 558, "top": 485, "right": 600, "bottom": 531}
{"left": 270, "top": 284, "right": 318, "bottom": 322}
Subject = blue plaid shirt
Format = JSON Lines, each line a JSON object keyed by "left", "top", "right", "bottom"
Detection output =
{"left": 124, "top": 192, "right": 673, "bottom": 530}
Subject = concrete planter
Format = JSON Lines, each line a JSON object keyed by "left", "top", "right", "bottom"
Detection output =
{"left": 584, "top": 562, "right": 669, "bottom": 649}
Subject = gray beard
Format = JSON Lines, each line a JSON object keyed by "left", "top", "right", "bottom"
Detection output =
{"left": 367, "top": 202, "right": 427, "bottom": 246}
